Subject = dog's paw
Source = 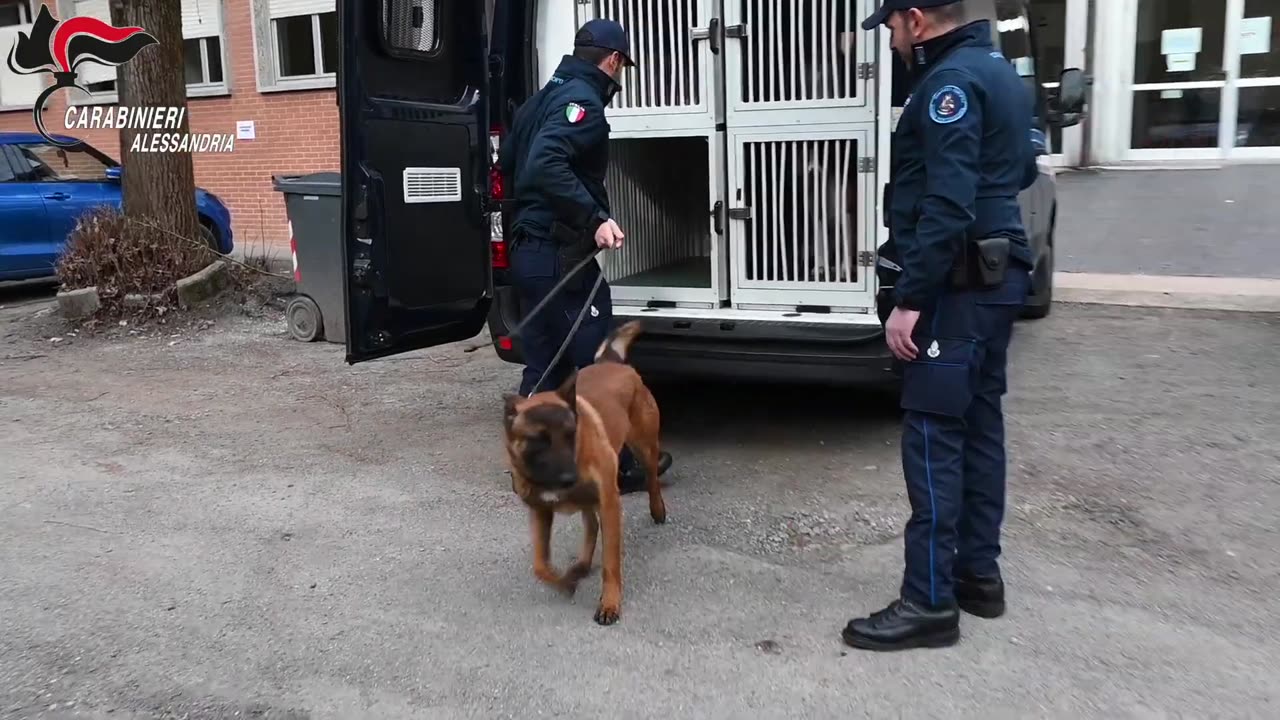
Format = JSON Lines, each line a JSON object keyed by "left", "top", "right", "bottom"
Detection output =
{"left": 558, "top": 562, "right": 593, "bottom": 596}
{"left": 650, "top": 501, "right": 667, "bottom": 525}
{"left": 593, "top": 603, "right": 620, "bottom": 626}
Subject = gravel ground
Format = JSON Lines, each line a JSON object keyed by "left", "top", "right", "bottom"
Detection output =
{"left": 1, "top": 294, "right": 1278, "bottom": 719}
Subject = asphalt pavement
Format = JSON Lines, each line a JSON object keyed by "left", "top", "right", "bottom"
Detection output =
{"left": 1055, "top": 164, "right": 1280, "bottom": 279}
{"left": 2, "top": 298, "right": 1278, "bottom": 719}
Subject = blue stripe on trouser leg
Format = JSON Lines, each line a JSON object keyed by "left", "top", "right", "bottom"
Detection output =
{"left": 898, "top": 289, "right": 980, "bottom": 609}
{"left": 901, "top": 409, "right": 967, "bottom": 607}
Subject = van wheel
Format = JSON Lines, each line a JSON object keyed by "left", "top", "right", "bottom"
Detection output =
{"left": 1022, "top": 241, "right": 1053, "bottom": 320}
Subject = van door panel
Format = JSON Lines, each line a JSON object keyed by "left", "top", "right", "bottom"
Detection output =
{"left": 340, "top": 0, "right": 492, "bottom": 364}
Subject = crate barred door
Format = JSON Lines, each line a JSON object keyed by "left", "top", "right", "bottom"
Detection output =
{"left": 721, "top": 0, "right": 876, "bottom": 128}
{"left": 726, "top": 126, "right": 876, "bottom": 309}
{"left": 575, "top": 0, "right": 723, "bottom": 133}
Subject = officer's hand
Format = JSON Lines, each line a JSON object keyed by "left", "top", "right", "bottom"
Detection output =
{"left": 886, "top": 307, "right": 921, "bottom": 362}
{"left": 594, "top": 219, "right": 625, "bottom": 249}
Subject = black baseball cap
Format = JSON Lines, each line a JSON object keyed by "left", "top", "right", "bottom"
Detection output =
{"left": 575, "top": 19, "right": 635, "bottom": 66}
{"left": 861, "top": 0, "right": 963, "bottom": 31}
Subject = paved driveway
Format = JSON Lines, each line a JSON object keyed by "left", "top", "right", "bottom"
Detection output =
{"left": 1055, "top": 165, "right": 1280, "bottom": 278}
{"left": 2, "top": 302, "right": 1278, "bottom": 718}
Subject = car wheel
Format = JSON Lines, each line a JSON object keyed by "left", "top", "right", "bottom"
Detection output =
{"left": 286, "top": 294, "right": 324, "bottom": 342}
{"left": 1021, "top": 240, "right": 1053, "bottom": 320}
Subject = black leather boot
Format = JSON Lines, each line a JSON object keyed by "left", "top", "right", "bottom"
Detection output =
{"left": 842, "top": 598, "right": 960, "bottom": 651}
{"left": 955, "top": 573, "right": 1005, "bottom": 618}
{"left": 618, "top": 451, "right": 672, "bottom": 494}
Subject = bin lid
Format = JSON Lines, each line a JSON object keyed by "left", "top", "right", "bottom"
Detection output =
{"left": 272, "top": 171, "right": 341, "bottom": 197}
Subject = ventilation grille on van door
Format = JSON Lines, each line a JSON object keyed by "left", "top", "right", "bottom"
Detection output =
{"left": 403, "top": 167, "right": 462, "bottom": 204}
{"left": 590, "top": 0, "right": 703, "bottom": 109}
{"left": 739, "top": 0, "right": 859, "bottom": 104}
{"left": 742, "top": 138, "right": 860, "bottom": 285}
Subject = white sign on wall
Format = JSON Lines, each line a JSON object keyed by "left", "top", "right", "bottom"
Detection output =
{"left": 1161, "top": 27, "right": 1203, "bottom": 55}
{"left": 1240, "top": 17, "right": 1272, "bottom": 55}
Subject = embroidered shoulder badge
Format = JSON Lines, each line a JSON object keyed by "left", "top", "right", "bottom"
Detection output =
{"left": 565, "top": 102, "right": 586, "bottom": 123}
{"left": 928, "top": 84, "right": 968, "bottom": 124}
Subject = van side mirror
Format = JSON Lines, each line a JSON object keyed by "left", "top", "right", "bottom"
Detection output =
{"left": 105, "top": 166, "right": 122, "bottom": 182}
{"left": 1048, "top": 68, "right": 1088, "bottom": 128}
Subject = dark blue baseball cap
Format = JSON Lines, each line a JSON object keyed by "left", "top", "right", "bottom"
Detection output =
{"left": 575, "top": 19, "right": 635, "bottom": 66}
{"left": 861, "top": 0, "right": 963, "bottom": 31}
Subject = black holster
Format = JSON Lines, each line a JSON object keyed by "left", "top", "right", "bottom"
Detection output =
{"left": 949, "top": 236, "right": 1011, "bottom": 291}
{"left": 551, "top": 220, "right": 597, "bottom": 289}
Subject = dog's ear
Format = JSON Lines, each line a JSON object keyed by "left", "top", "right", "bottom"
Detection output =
{"left": 556, "top": 371, "right": 577, "bottom": 409}
{"left": 503, "top": 393, "right": 521, "bottom": 433}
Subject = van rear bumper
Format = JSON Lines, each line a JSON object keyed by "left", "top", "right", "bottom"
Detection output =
{"left": 485, "top": 285, "right": 898, "bottom": 387}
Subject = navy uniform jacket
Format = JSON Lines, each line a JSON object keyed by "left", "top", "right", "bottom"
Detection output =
{"left": 887, "top": 20, "right": 1038, "bottom": 311}
{"left": 499, "top": 55, "right": 620, "bottom": 243}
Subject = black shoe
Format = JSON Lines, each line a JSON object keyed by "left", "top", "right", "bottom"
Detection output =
{"left": 618, "top": 451, "right": 672, "bottom": 494}
{"left": 955, "top": 573, "right": 1005, "bottom": 618}
{"left": 841, "top": 598, "right": 960, "bottom": 651}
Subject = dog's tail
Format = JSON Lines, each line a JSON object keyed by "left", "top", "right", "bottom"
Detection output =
{"left": 594, "top": 320, "right": 644, "bottom": 364}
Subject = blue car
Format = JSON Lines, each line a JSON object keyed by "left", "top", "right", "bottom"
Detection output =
{"left": 0, "top": 132, "right": 234, "bottom": 282}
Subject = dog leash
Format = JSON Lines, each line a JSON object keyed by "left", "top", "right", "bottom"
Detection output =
{"left": 526, "top": 267, "right": 606, "bottom": 396}
{"left": 504, "top": 247, "right": 604, "bottom": 342}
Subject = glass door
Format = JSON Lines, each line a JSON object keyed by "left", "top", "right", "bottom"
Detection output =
{"left": 1231, "top": 0, "right": 1280, "bottom": 156}
{"left": 1129, "top": 0, "right": 1231, "bottom": 159}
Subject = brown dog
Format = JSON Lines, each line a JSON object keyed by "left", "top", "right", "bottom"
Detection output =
{"left": 502, "top": 320, "right": 666, "bottom": 625}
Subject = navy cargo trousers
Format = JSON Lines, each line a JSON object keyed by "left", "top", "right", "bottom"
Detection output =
{"left": 897, "top": 265, "right": 1031, "bottom": 609}
{"left": 509, "top": 234, "right": 613, "bottom": 397}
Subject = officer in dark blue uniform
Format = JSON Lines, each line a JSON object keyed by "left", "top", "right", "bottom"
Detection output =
{"left": 499, "top": 19, "right": 672, "bottom": 492}
{"left": 843, "top": 0, "right": 1039, "bottom": 651}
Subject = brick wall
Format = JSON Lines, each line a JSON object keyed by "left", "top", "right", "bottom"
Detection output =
{"left": 0, "top": 0, "right": 338, "bottom": 253}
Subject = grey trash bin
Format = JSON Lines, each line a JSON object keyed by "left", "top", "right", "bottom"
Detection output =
{"left": 272, "top": 172, "right": 344, "bottom": 343}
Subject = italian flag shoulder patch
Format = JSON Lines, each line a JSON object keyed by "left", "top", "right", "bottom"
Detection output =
{"left": 565, "top": 103, "right": 586, "bottom": 123}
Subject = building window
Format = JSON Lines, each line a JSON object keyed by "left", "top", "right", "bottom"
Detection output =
{"left": 0, "top": 0, "right": 33, "bottom": 26}
{"left": 0, "top": 0, "right": 39, "bottom": 108}
{"left": 185, "top": 35, "right": 225, "bottom": 87}
{"left": 60, "top": 0, "right": 230, "bottom": 105}
{"left": 253, "top": 1, "right": 438, "bottom": 92}
{"left": 272, "top": 11, "right": 337, "bottom": 79}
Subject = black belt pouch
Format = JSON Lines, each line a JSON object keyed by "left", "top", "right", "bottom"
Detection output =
{"left": 950, "top": 236, "right": 1010, "bottom": 291}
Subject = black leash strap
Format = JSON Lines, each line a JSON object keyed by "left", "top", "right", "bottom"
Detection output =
{"left": 527, "top": 268, "right": 606, "bottom": 396}
{"left": 506, "top": 247, "right": 603, "bottom": 341}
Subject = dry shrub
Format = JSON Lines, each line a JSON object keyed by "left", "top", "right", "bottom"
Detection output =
{"left": 56, "top": 205, "right": 216, "bottom": 316}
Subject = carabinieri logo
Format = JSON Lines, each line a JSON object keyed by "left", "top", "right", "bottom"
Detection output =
{"left": 5, "top": 5, "right": 157, "bottom": 149}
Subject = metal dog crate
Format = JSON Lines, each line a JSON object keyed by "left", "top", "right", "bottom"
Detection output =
{"left": 543, "top": 0, "right": 879, "bottom": 313}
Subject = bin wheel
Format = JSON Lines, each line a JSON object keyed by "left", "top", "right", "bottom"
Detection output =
{"left": 286, "top": 295, "right": 323, "bottom": 342}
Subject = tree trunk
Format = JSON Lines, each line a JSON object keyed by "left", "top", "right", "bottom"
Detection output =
{"left": 108, "top": 0, "right": 198, "bottom": 243}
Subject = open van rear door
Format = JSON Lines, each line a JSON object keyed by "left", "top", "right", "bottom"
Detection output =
{"left": 339, "top": 0, "right": 492, "bottom": 364}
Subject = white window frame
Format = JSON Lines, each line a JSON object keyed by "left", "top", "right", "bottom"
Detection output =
{"left": 0, "top": 0, "right": 33, "bottom": 26}
{"left": 251, "top": 1, "right": 339, "bottom": 93}
{"left": 270, "top": 12, "right": 335, "bottom": 84}
{"left": 185, "top": 35, "right": 225, "bottom": 90}
{"left": 59, "top": 0, "right": 231, "bottom": 107}
{"left": 0, "top": 0, "right": 37, "bottom": 112}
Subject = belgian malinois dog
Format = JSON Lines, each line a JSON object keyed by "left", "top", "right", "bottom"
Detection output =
{"left": 503, "top": 320, "right": 667, "bottom": 625}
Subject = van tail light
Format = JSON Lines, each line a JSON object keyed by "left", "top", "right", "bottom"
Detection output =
{"left": 489, "top": 125, "right": 508, "bottom": 269}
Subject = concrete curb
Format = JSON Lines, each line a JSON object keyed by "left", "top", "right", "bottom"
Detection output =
{"left": 1054, "top": 272, "right": 1280, "bottom": 313}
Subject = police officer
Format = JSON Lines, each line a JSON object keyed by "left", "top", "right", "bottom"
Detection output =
{"left": 499, "top": 18, "right": 673, "bottom": 492}
{"left": 842, "top": 0, "right": 1039, "bottom": 651}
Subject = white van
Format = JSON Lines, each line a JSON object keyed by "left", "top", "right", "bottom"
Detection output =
{"left": 337, "top": 0, "right": 1086, "bottom": 382}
